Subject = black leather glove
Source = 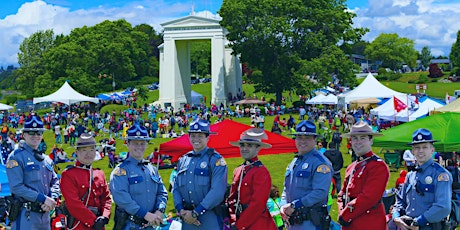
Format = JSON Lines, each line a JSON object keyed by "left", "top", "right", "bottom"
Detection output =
{"left": 93, "top": 216, "right": 109, "bottom": 230}
{"left": 230, "top": 223, "right": 238, "bottom": 230}
{"left": 338, "top": 216, "right": 351, "bottom": 227}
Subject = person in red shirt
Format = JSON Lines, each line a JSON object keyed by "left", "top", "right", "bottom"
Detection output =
{"left": 338, "top": 121, "right": 389, "bottom": 230}
{"left": 395, "top": 170, "right": 407, "bottom": 190}
{"left": 60, "top": 133, "right": 112, "bottom": 229}
{"left": 227, "top": 128, "right": 277, "bottom": 230}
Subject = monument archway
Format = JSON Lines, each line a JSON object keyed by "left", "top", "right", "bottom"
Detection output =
{"left": 157, "top": 15, "right": 242, "bottom": 111}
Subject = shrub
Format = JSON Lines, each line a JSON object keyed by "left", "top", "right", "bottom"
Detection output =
{"left": 428, "top": 63, "right": 443, "bottom": 78}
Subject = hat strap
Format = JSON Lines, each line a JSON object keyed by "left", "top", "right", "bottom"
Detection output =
{"left": 239, "top": 138, "right": 262, "bottom": 143}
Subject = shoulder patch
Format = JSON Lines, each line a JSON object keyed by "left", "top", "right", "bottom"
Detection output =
{"left": 438, "top": 173, "right": 450, "bottom": 182}
{"left": 113, "top": 168, "right": 127, "bottom": 176}
{"left": 6, "top": 160, "right": 18, "bottom": 168}
{"left": 216, "top": 158, "right": 227, "bottom": 166}
{"left": 317, "top": 164, "right": 331, "bottom": 174}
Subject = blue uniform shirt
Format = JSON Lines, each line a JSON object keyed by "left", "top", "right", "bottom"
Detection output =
{"left": 281, "top": 149, "right": 332, "bottom": 208}
{"left": 110, "top": 156, "right": 168, "bottom": 217}
{"left": 6, "top": 144, "right": 60, "bottom": 202}
{"left": 393, "top": 159, "right": 452, "bottom": 225}
{"left": 173, "top": 147, "right": 228, "bottom": 215}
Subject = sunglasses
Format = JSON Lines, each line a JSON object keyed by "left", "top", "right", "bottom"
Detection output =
{"left": 26, "top": 131, "right": 44, "bottom": 136}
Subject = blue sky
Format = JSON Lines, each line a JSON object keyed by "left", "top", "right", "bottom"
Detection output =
{"left": 1, "top": 0, "right": 460, "bottom": 67}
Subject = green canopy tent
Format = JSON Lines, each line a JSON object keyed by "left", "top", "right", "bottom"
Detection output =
{"left": 373, "top": 112, "right": 460, "bottom": 152}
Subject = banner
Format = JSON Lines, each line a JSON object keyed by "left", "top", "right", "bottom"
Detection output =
{"left": 394, "top": 97, "right": 407, "bottom": 112}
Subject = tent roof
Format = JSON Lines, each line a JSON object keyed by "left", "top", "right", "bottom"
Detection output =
{"left": 33, "top": 82, "right": 99, "bottom": 105}
{"left": 235, "top": 98, "right": 267, "bottom": 105}
{"left": 0, "top": 103, "right": 13, "bottom": 111}
{"left": 159, "top": 120, "right": 297, "bottom": 161}
{"left": 435, "top": 97, "right": 460, "bottom": 113}
{"left": 339, "top": 73, "right": 406, "bottom": 103}
{"left": 373, "top": 112, "right": 460, "bottom": 152}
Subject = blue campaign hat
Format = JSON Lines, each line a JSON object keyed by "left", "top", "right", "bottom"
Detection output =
{"left": 126, "top": 124, "right": 152, "bottom": 141}
{"left": 408, "top": 128, "right": 438, "bottom": 145}
{"left": 290, "top": 120, "right": 318, "bottom": 136}
{"left": 187, "top": 119, "right": 216, "bottom": 134}
{"left": 23, "top": 115, "right": 46, "bottom": 131}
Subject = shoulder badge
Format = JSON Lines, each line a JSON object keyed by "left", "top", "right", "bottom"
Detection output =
{"left": 6, "top": 160, "right": 18, "bottom": 169}
{"left": 438, "top": 173, "right": 450, "bottom": 182}
{"left": 113, "top": 168, "right": 127, "bottom": 176}
{"left": 216, "top": 158, "right": 227, "bottom": 166}
{"left": 316, "top": 164, "right": 331, "bottom": 174}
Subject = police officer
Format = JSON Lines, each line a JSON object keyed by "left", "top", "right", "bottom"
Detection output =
{"left": 6, "top": 114, "right": 60, "bottom": 230}
{"left": 110, "top": 124, "right": 168, "bottom": 230}
{"left": 173, "top": 119, "right": 228, "bottom": 230}
{"left": 227, "top": 128, "right": 277, "bottom": 230}
{"left": 337, "top": 121, "right": 389, "bottom": 229}
{"left": 60, "top": 133, "right": 112, "bottom": 230}
{"left": 280, "top": 120, "right": 332, "bottom": 230}
{"left": 392, "top": 128, "right": 452, "bottom": 230}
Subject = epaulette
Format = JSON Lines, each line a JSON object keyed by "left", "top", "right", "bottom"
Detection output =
{"left": 432, "top": 162, "right": 446, "bottom": 172}
{"left": 371, "top": 155, "right": 381, "bottom": 161}
{"left": 62, "top": 165, "right": 75, "bottom": 172}
{"left": 312, "top": 151, "right": 327, "bottom": 163}
{"left": 254, "top": 161, "right": 263, "bottom": 167}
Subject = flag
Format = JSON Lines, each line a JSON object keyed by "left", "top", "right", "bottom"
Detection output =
{"left": 446, "top": 92, "right": 451, "bottom": 104}
{"left": 394, "top": 96, "right": 407, "bottom": 112}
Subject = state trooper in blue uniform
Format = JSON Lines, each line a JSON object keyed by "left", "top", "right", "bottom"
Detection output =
{"left": 280, "top": 120, "right": 332, "bottom": 230}
{"left": 6, "top": 114, "right": 60, "bottom": 230}
{"left": 172, "top": 119, "right": 228, "bottom": 230}
{"left": 110, "top": 124, "right": 168, "bottom": 230}
{"left": 392, "top": 128, "right": 452, "bottom": 230}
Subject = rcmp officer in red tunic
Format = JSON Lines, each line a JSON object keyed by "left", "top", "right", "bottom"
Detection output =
{"left": 392, "top": 128, "right": 452, "bottom": 230}
{"left": 227, "top": 128, "right": 278, "bottom": 230}
{"left": 60, "top": 133, "right": 112, "bottom": 230}
{"left": 337, "top": 121, "right": 389, "bottom": 229}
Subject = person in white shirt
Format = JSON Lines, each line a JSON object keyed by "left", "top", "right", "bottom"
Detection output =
{"left": 403, "top": 149, "right": 416, "bottom": 171}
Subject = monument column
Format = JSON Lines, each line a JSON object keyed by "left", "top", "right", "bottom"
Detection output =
{"left": 211, "top": 34, "right": 227, "bottom": 106}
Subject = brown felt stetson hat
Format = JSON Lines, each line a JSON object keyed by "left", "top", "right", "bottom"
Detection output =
{"left": 229, "top": 128, "right": 272, "bottom": 148}
{"left": 75, "top": 133, "right": 99, "bottom": 148}
{"left": 341, "top": 121, "right": 383, "bottom": 138}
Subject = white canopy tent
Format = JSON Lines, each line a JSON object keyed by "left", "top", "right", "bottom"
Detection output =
{"left": 372, "top": 97, "right": 444, "bottom": 122}
{"left": 0, "top": 103, "right": 13, "bottom": 111}
{"left": 370, "top": 95, "right": 407, "bottom": 117}
{"left": 306, "top": 94, "right": 337, "bottom": 105}
{"left": 33, "top": 81, "right": 99, "bottom": 105}
{"left": 306, "top": 94, "right": 326, "bottom": 104}
{"left": 338, "top": 73, "right": 406, "bottom": 105}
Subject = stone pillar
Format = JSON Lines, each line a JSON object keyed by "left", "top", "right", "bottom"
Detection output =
{"left": 211, "top": 34, "right": 226, "bottom": 107}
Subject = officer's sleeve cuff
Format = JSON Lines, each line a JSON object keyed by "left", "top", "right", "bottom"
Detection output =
{"left": 136, "top": 207, "right": 148, "bottom": 218}
{"left": 416, "top": 215, "right": 428, "bottom": 226}
{"left": 175, "top": 204, "right": 184, "bottom": 211}
{"left": 36, "top": 193, "right": 46, "bottom": 203}
{"left": 194, "top": 204, "right": 207, "bottom": 216}
{"left": 293, "top": 199, "right": 302, "bottom": 209}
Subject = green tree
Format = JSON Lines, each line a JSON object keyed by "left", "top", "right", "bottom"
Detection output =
{"left": 365, "top": 33, "right": 418, "bottom": 70}
{"left": 420, "top": 46, "right": 432, "bottom": 69}
{"left": 219, "top": 0, "right": 367, "bottom": 105}
{"left": 450, "top": 30, "right": 460, "bottom": 68}
{"left": 16, "top": 29, "right": 55, "bottom": 97}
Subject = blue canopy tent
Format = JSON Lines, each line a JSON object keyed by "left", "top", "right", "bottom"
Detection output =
{"left": 191, "top": 90, "right": 203, "bottom": 105}
{"left": 96, "top": 94, "right": 111, "bottom": 101}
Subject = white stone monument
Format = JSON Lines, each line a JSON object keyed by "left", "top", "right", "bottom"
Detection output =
{"left": 157, "top": 15, "right": 242, "bottom": 111}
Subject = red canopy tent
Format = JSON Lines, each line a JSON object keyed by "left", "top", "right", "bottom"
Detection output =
{"left": 159, "top": 120, "right": 297, "bottom": 161}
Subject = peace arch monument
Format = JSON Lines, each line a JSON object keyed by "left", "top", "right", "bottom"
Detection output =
{"left": 156, "top": 14, "right": 242, "bottom": 110}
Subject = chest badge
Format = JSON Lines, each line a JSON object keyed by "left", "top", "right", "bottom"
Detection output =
{"left": 425, "top": 176, "right": 433, "bottom": 184}
{"left": 200, "top": 161, "right": 207, "bottom": 169}
{"left": 302, "top": 163, "right": 309, "bottom": 169}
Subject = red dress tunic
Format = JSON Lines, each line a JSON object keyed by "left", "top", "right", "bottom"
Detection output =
{"left": 227, "top": 157, "right": 277, "bottom": 230}
{"left": 60, "top": 162, "right": 112, "bottom": 229}
{"left": 338, "top": 152, "right": 389, "bottom": 230}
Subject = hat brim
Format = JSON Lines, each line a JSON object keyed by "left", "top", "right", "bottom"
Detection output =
{"left": 75, "top": 143, "right": 101, "bottom": 148}
{"left": 125, "top": 137, "right": 153, "bottom": 141}
{"left": 407, "top": 140, "right": 438, "bottom": 145}
{"left": 288, "top": 132, "right": 318, "bottom": 136}
{"left": 188, "top": 131, "right": 217, "bottom": 135}
{"left": 22, "top": 128, "right": 46, "bottom": 132}
{"left": 229, "top": 140, "right": 272, "bottom": 148}
{"left": 342, "top": 132, "right": 383, "bottom": 138}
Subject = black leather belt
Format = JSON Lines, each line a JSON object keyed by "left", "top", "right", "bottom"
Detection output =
{"left": 23, "top": 201, "right": 46, "bottom": 213}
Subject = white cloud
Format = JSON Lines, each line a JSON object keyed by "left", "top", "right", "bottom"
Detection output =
{"left": 353, "top": 0, "right": 460, "bottom": 57}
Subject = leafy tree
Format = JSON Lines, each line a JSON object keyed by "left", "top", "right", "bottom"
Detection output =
{"left": 419, "top": 46, "right": 432, "bottom": 69}
{"left": 16, "top": 29, "right": 55, "bottom": 97}
{"left": 365, "top": 33, "right": 418, "bottom": 70}
{"left": 450, "top": 30, "right": 460, "bottom": 68}
{"left": 219, "top": 0, "right": 367, "bottom": 104}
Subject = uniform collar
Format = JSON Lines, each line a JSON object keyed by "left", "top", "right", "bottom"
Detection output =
{"left": 417, "top": 159, "right": 434, "bottom": 172}
{"left": 188, "top": 147, "right": 209, "bottom": 157}
{"left": 243, "top": 156, "right": 259, "bottom": 165}
{"left": 295, "top": 148, "right": 316, "bottom": 160}
{"left": 75, "top": 161, "right": 91, "bottom": 169}
{"left": 356, "top": 151, "right": 374, "bottom": 162}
